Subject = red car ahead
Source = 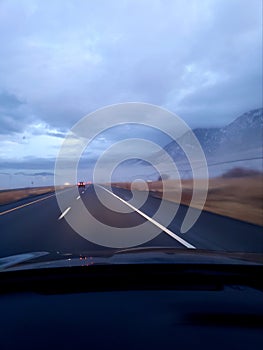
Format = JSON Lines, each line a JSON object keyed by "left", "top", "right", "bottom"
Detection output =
{"left": 77, "top": 181, "right": 85, "bottom": 188}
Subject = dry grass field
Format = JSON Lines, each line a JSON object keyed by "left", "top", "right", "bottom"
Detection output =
{"left": 112, "top": 174, "right": 263, "bottom": 226}
{"left": 0, "top": 185, "right": 70, "bottom": 206}
{"left": 2, "top": 176, "right": 261, "bottom": 226}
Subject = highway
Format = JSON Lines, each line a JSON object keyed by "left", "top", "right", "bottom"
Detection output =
{"left": 0, "top": 184, "right": 262, "bottom": 258}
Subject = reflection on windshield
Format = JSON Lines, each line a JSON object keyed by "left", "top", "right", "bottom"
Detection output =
{"left": 0, "top": 0, "right": 262, "bottom": 260}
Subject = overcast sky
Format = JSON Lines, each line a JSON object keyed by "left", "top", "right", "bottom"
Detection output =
{"left": 0, "top": 0, "right": 262, "bottom": 187}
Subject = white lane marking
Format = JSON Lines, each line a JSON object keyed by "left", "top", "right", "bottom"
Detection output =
{"left": 58, "top": 207, "right": 71, "bottom": 220}
{"left": 0, "top": 193, "right": 56, "bottom": 216}
{"left": 76, "top": 195, "right": 81, "bottom": 200}
{"left": 98, "top": 185, "right": 196, "bottom": 249}
{"left": 82, "top": 191, "right": 85, "bottom": 194}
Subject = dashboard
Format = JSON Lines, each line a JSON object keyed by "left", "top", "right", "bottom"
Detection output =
{"left": 0, "top": 264, "right": 262, "bottom": 350}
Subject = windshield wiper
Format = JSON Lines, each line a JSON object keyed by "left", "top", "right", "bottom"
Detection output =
{"left": 0, "top": 252, "right": 49, "bottom": 271}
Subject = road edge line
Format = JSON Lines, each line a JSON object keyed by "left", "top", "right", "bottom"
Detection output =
{"left": 98, "top": 185, "right": 196, "bottom": 249}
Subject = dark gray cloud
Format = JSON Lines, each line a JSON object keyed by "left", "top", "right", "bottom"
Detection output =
{"left": 0, "top": 91, "right": 24, "bottom": 109}
{"left": 0, "top": 158, "right": 55, "bottom": 170}
{"left": 0, "top": 0, "right": 261, "bottom": 135}
{"left": 0, "top": 0, "right": 262, "bottom": 189}
{"left": 14, "top": 171, "right": 54, "bottom": 176}
{"left": 177, "top": 70, "right": 262, "bottom": 127}
{"left": 0, "top": 91, "right": 31, "bottom": 134}
{"left": 0, "top": 156, "right": 94, "bottom": 171}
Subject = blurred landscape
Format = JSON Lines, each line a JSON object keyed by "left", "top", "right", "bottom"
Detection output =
{"left": 0, "top": 185, "right": 70, "bottom": 206}
{"left": 1, "top": 108, "right": 262, "bottom": 188}
{"left": 112, "top": 167, "right": 263, "bottom": 226}
{"left": 1, "top": 108, "right": 262, "bottom": 226}
{"left": 1, "top": 167, "right": 262, "bottom": 227}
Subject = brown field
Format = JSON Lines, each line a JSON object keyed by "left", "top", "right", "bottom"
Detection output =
{"left": 0, "top": 185, "right": 71, "bottom": 206}
{"left": 112, "top": 175, "right": 263, "bottom": 226}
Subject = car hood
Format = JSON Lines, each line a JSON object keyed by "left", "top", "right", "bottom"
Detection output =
{"left": 0, "top": 247, "right": 262, "bottom": 271}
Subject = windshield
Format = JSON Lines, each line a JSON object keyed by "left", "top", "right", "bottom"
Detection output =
{"left": 0, "top": 0, "right": 262, "bottom": 266}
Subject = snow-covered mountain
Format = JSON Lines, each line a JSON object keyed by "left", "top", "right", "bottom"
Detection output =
{"left": 161, "top": 108, "right": 262, "bottom": 163}
{"left": 217, "top": 108, "right": 263, "bottom": 156}
{"left": 120, "top": 108, "right": 263, "bottom": 180}
{"left": 109, "top": 108, "right": 262, "bottom": 181}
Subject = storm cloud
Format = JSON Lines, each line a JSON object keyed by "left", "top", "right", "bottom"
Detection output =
{"left": 0, "top": 0, "right": 262, "bottom": 187}
{"left": 0, "top": 0, "right": 261, "bottom": 133}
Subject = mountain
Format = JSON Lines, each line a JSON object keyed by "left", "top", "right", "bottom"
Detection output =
{"left": 163, "top": 107, "right": 263, "bottom": 163}
{"left": 111, "top": 108, "right": 262, "bottom": 180}
{"left": 218, "top": 108, "right": 263, "bottom": 154}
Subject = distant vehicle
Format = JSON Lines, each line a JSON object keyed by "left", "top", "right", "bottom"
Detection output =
{"left": 77, "top": 181, "right": 85, "bottom": 188}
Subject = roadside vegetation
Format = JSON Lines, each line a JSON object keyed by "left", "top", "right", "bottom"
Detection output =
{"left": 0, "top": 186, "right": 70, "bottom": 206}
{"left": 112, "top": 168, "right": 263, "bottom": 226}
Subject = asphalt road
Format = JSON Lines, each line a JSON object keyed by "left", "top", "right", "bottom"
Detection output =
{"left": 0, "top": 184, "right": 262, "bottom": 258}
